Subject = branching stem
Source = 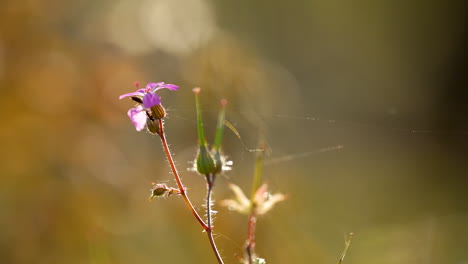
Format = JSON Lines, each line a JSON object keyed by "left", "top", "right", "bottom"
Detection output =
{"left": 157, "top": 119, "right": 207, "bottom": 229}
{"left": 157, "top": 119, "right": 224, "bottom": 264}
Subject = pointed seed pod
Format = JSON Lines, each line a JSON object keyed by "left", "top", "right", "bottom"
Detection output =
{"left": 196, "top": 146, "right": 216, "bottom": 175}
{"left": 212, "top": 99, "right": 227, "bottom": 174}
{"left": 192, "top": 87, "right": 216, "bottom": 174}
{"left": 212, "top": 150, "right": 223, "bottom": 174}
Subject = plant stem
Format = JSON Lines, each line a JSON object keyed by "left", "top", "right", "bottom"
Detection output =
{"left": 250, "top": 148, "right": 264, "bottom": 201}
{"left": 246, "top": 142, "right": 265, "bottom": 263}
{"left": 157, "top": 119, "right": 208, "bottom": 230}
{"left": 246, "top": 212, "right": 257, "bottom": 264}
{"left": 338, "top": 233, "right": 354, "bottom": 264}
{"left": 158, "top": 119, "right": 224, "bottom": 264}
{"left": 205, "top": 174, "right": 224, "bottom": 264}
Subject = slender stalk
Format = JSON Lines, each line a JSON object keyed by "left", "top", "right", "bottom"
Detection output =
{"left": 213, "top": 99, "right": 227, "bottom": 152}
{"left": 250, "top": 148, "right": 264, "bottom": 200}
{"left": 205, "top": 174, "right": 224, "bottom": 264}
{"left": 245, "top": 212, "right": 257, "bottom": 264}
{"left": 158, "top": 119, "right": 224, "bottom": 264}
{"left": 157, "top": 119, "right": 208, "bottom": 230}
{"left": 338, "top": 233, "right": 354, "bottom": 264}
{"left": 246, "top": 142, "right": 265, "bottom": 263}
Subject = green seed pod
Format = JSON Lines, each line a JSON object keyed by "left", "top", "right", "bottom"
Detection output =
{"left": 196, "top": 146, "right": 216, "bottom": 175}
{"left": 146, "top": 118, "right": 160, "bottom": 134}
{"left": 150, "top": 104, "right": 166, "bottom": 119}
{"left": 212, "top": 99, "right": 227, "bottom": 174}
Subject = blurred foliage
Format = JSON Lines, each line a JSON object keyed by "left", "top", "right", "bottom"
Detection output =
{"left": 0, "top": 0, "right": 467, "bottom": 263}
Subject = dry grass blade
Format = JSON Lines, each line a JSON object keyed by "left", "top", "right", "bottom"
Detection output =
{"left": 338, "top": 233, "right": 354, "bottom": 264}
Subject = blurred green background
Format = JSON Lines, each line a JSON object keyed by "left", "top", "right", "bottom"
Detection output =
{"left": 1, "top": 0, "right": 467, "bottom": 263}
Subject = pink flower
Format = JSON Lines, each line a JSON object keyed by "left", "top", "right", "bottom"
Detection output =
{"left": 119, "top": 82, "right": 179, "bottom": 131}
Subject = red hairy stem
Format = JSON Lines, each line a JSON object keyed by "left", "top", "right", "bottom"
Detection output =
{"left": 158, "top": 119, "right": 224, "bottom": 264}
{"left": 205, "top": 175, "right": 224, "bottom": 264}
{"left": 157, "top": 119, "right": 208, "bottom": 230}
{"left": 246, "top": 212, "right": 257, "bottom": 264}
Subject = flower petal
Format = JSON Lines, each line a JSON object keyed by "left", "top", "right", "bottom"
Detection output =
{"left": 257, "top": 193, "right": 286, "bottom": 215}
{"left": 127, "top": 106, "right": 147, "bottom": 131}
{"left": 119, "top": 89, "right": 145, "bottom": 99}
{"left": 254, "top": 184, "right": 269, "bottom": 204}
{"left": 146, "top": 82, "right": 164, "bottom": 91}
{"left": 219, "top": 199, "right": 249, "bottom": 214}
{"left": 142, "top": 93, "right": 161, "bottom": 108}
{"left": 155, "top": 83, "right": 179, "bottom": 91}
{"left": 227, "top": 183, "right": 251, "bottom": 209}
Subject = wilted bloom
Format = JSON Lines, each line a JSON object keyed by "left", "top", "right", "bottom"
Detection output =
{"left": 119, "top": 82, "right": 179, "bottom": 131}
{"left": 220, "top": 183, "right": 286, "bottom": 215}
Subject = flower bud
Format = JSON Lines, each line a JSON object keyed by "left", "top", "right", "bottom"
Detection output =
{"left": 146, "top": 118, "right": 160, "bottom": 134}
{"left": 196, "top": 146, "right": 216, "bottom": 175}
{"left": 149, "top": 183, "right": 169, "bottom": 199}
{"left": 150, "top": 104, "right": 166, "bottom": 119}
{"left": 149, "top": 183, "right": 180, "bottom": 200}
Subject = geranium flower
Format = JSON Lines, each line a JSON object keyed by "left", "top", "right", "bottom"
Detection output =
{"left": 119, "top": 82, "right": 179, "bottom": 131}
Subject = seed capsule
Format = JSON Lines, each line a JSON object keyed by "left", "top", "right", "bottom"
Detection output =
{"left": 196, "top": 146, "right": 216, "bottom": 175}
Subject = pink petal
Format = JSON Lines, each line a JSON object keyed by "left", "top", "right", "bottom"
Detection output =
{"left": 146, "top": 82, "right": 164, "bottom": 90}
{"left": 155, "top": 83, "right": 179, "bottom": 91}
{"left": 127, "top": 106, "right": 147, "bottom": 131}
{"left": 142, "top": 93, "right": 161, "bottom": 108}
{"left": 254, "top": 184, "right": 269, "bottom": 204}
{"left": 119, "top": 89, "right": 145, "bottom": 99}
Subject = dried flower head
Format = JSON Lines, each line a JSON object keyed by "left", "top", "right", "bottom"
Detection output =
{"left": 254, "top": 258, "right": 266, "bottom": 264}
{"left": 220, "top": 183, "right": 286, "bottom": 215}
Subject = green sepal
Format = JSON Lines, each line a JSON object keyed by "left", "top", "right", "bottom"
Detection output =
{"left": 146, "top": 119, "right": 160, "bottom": 134}
{"left": 196, "top": 146, "right": 216, "bottom": 175}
